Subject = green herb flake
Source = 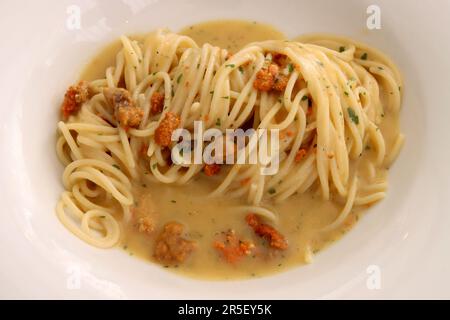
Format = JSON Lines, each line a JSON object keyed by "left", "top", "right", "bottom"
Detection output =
{"left": 301, "top": 95, "right": 308, "bottom": 101}
{"left": 344, "top": 91, "right": 349, "bottom": 96}
{"left": 216, "top": 118, "right": 221, "bottom": 126}
{"left": 347, "top": 107, "right": 359, "bottom": 125}
{"left": 112, "top": 164, "right": 121, "bottom": 170}
{"left": 171, "top": 200, "right": 177, "bottom": 203}
{"left": 176, "top": 73, "right": 183, "bottom": 84}
{"left": 238, "top": 66, "right": 244, "bottom": 73}
{"left": 361, "top": 52, "right": 368, "bottom": 60}
{"left": 288, "top": 63, "right": 294, "bottom": 73}
{"left": 152, "top": 163, "right": 157, "bottom": 169}
{"left": 225, "top": 64, "right": 235, "bottom": 68}
{"left": 339, "top": 46, "right": 345, "bottom": 53}
{"left": 268, "top": 187, "right": 276, "bottom": 194}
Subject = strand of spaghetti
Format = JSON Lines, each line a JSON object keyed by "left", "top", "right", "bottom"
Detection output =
{"left": 233, "top": 206, "right": 278, "bottom": 223}
{"left": 321, "top": 176, "right": 358, "bottom": 232}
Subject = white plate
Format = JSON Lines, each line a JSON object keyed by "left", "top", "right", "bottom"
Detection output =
{"left": 1, "top": 0, "right": 449, "bottom": 299}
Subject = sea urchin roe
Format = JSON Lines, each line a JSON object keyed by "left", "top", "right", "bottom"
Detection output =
{"left": 137, "top": 216, "right": 154, "bottom": 235}
{"left": 253, "top": 67, "right": 275, "bottom": 91}
{"left": 213, "top": 229, "right": 254, "bottom": 263}
{"left": 204, "top": 163, "right": 221, "bottom": 176}
{"left": 272, "top": 74, "right": 288, "bottom": 91}
{"left": 103, "top": 87, "right": 143, "bottom": 129}
{"left": 154, "top": 222, "right": 196, "bottom": 265}
{"left": 154, "top": 112, "right": 181, "bottom": 147}
{"left": 295, "top": 148, "right": 307, "bottom": 162}
{"left": 150, "top": 91, "right": 165, "bottom": 115}
{"left": 253, "top": 62, "right": 289, "bottom": 92}
{"left": 246, "top": 213, "right": 288, "bottom": 250}
{"left": 61, "top": 81, "right": 90, "bottom": 119}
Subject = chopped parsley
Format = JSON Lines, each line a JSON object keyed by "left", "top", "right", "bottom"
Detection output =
{"left": 288, "top": 63, "right": 294, "bottom": 73}
{"left": 238, "top": 66, "right": 244, "bottom": 73}
{"left": 339, "top": 46, "right": 345, "bottom": 52}
{"left": 361, "top": 52, "right": 368, "bottom": 60}
{"left": 216, "top": 118, "right": 221, "bottom": 126}
{"left": 347, "top": 107, "right": 359, "bottom": 125}
{"left": 176, "top": 73, "right": 183, "bottom": 84}
{"left": 301, "top": 95, "right": 308, "bottom": 101}
{"left": 268, "top": 187, "right": 276, "bottom": 194}
{"left": 225, "top": 64, "right": 235, "bottom": 68}
{"left": 112, "top": 164, "right": 121, "bottom": 170}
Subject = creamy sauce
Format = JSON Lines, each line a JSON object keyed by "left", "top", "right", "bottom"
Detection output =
{"left": 124, "top": 178, "right": 363, "bottom": 279}
{"left": 180, "top": 20, "right": 286, "bottom": 52}
{"left": 80, "top": 40, "right": 122, "bottom": 81}
{"left": 79, "top": 20, "right": 400, "bottom": 280}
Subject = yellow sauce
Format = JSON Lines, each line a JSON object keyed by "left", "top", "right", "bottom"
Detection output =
{"left": 180, "top": 20, "right": 286, "bottom": 52}
{"left": 79, "top": 20, "right": 400, "bottom": 280}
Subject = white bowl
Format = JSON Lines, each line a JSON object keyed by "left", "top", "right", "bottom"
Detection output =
{"left": 1, "top": 0, "right": 449, "bottom": 299}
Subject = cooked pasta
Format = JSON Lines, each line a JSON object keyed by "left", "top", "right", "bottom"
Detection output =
{"left": 55, "top": 22, "right": 403, "bottom": 279}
